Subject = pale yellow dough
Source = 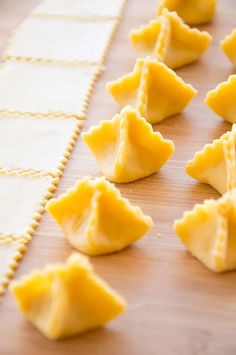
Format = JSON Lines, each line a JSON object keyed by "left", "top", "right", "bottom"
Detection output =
{"left": 82, "top": 106, "right": 175, "bottom": 183}
{"left": 0, "top": 172, "right": 55, "bottom": 238}
{"left": 0, "top": 115, "right": 80, "bottom": 175}
{"left": 0, "top": 61, "right": 97, "bottom": 117}
{"left": 106, "top": 57, "right": 197, "bottom": 124}
{"left": 32, "top": 0, "right": 124, "bottom": 18}
{"left": 46, "top": 176, "right": 153, "bottom": 256}
{"left": 174, "top": 189, "right": 236, "bottom": 272}
{"left": 0, "top": 238, "right": 27, "bottom": 296}
{"left": 5, "top": 17, "right": 115, "bottom": 63}
{"left": 129, "top": 9, "right": 211, "bottom": 69}
{"left": 11, "top": 253, "right": 126, "bottom": 340}
{"left": 186, "top": 125, "right": 236, "bottom": 195}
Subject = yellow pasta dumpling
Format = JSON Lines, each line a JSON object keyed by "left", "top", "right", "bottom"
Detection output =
{"left": 205, "top": 75, "right": 236, "bottom": 124}
{"left": 106, "top": 57, "right": 197, "bottom": 124}
{"left": 157, "top": 0, "right": 216, "bottom": 25}
{"left": 129, "top": 9, "right": 211, "bottom": 69}
{"left": 221, "top": 29, "right": 236, "bottom": 67}
{"left": 46, "top": 176, "right": 153, "bottom": 256}
{"left": 82, "top": 106, "right": 175, "bottom": 183}
{"left": 174, "top": 189, "right": 236, "bottom": 272}
{"left": 11, "top": 253, "right": 126, "bottom": 340}
{"left": 186, "top": 125, "right": 236, "bottom": 195}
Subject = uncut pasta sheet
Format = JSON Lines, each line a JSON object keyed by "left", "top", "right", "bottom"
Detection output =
{"left": 0, "top": 0, "right": 126, "bottom": 296}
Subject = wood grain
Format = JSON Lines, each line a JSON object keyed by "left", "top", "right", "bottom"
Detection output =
{"left": 1, "top": 0, "right": 236, "bottom": 354}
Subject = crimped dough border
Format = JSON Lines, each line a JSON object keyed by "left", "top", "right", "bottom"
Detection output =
{"left": 0, "top": 237, "right": 28, "bottom": 297}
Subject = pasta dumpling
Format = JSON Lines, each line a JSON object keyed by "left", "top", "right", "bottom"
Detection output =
{"left": 10, "top": 253, "right": 126, "bottom": 340}
{"left": 221, "top": 29, "right": 236, "bottom": 67}
{"left": 82, "top": 106, "right": 175, "bottom": 183}
{"left": 157, "top": 0, "right": 216, "bottom": 25}
{"left": 106, "top": 57, "right": 197, "bottom": 124}
{"left": 186, "top": 125, "right": 236, "bottom": 195}
{"left": 174, "top": 189, "right": 236, "bottom": 272}
{"left": 46, "top": 176, "right": 153, "bottom": 256}
{"left": 205, "top": 75, "right": 236, "bottom": 124}
{"left": 129, "top": 9, "right": 211, "bottom": 69}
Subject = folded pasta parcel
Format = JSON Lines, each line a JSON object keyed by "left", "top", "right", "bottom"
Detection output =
{"left": 46, "top": 176, "right": 153, "bottom": 255}
{"left": 221, "top": 29, "right": 236, "bottom": 67}
{"left": 205, "top": 75, "right": 236, "bottom": 124}
{"left": 186, "top": 125, "right": 236, "bottom": 195}
{"left": 129, "top": 9, "right": 211, "bottom": 69}
{"left": 174, "top": 189, "right": 236, "bottom": 272}
{"left": 10, "top": 253, "right": 126, "bottom": 340}
{"left": 156, "top": 0, "right": 216, "bottom": 25}
{"left": 82, "top": 106, "right": 175, "bottom": 183}
{"left": 106, "top": 57, "right": 197, "bottom": 124}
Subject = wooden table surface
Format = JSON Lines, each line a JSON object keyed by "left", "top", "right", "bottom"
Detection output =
{"left": 1, "top": 0, "right": 236, "bottom": 354}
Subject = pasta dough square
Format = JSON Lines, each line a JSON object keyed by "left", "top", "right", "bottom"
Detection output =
{"left": 32, "top": 0, "right": 124, "bottom": 18}
{"left": 5, "top": 17, "right": 115, "bottom": 63}
{"left": 0, "top": 114, "right": 80, "bottom": 175}
{"left": 0, "top": 61, "right": 97, "bottom": 117}
{"left": 0, "top": 238, "right": 27, "bottom": 296}
{"left": 0, "top": 172, "right": 56, "bottom": 239}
